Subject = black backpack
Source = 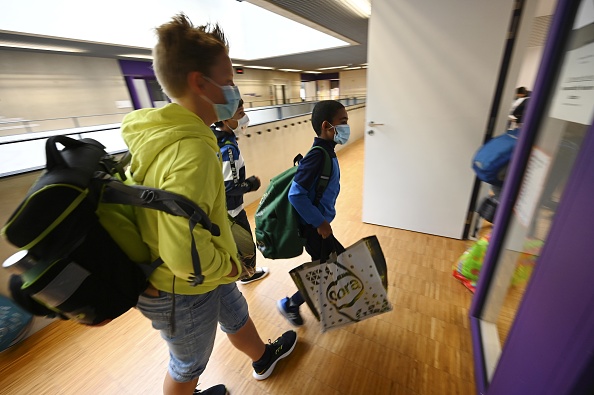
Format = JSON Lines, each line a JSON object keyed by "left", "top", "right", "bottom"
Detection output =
{"left": 1, "top": 136, "right": 219, "bottom": 325}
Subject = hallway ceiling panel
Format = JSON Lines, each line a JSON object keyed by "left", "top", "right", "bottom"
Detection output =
{"left": 0, "top": 0, "right": 369, "bottom": 72}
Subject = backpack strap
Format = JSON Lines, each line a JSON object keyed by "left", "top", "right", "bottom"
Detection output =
{"left": 136, "top": 257, "right": 164, "bottom": 278}
{"left": 99, "top": 179, "right": 221, "bottom": 286}
{"left": 310, "top": 146, "right": 332, "bottom": 206}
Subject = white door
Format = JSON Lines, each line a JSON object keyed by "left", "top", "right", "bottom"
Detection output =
{"left": 363, "top": 0, "right": 520, "bottom": 238}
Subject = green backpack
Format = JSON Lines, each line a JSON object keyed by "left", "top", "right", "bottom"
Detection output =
{"left": 255, "top": 146, "right": 331, "bottom": 259}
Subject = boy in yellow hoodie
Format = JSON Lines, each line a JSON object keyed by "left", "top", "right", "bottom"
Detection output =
{"left": 121, "top": 14, "right": 296, "bottom": 395}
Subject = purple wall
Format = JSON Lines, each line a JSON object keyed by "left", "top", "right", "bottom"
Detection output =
{"left": 118, "top": 60, "right": 156, "bottom": 110}
{"left": 118, "top": 59, "right": 154, "bottom": 77}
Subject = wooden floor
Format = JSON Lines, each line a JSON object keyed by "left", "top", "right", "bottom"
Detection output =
{"left": 0, "top": 138, "right": 477, "bottom": 395}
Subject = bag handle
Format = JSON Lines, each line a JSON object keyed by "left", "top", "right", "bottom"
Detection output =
{"left": 45, "top": 136, "right": 107, "bottom": 185}
{"left": 45, "top": 136, "right": 86, "bottom": 171}
{"left": 320, "top": 234, "right": 339, "bottom": 263}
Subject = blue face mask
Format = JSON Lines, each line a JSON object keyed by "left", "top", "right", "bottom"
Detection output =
{"left": 331, "top": 123, "right": 351, "bottom": 145}
{"left": 202, "top": 76, "right": 241, "bottom": 121}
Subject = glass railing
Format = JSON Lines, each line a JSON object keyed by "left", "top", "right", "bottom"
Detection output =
{"left": 0, "top": 96, "right": 366, "bottom": 177}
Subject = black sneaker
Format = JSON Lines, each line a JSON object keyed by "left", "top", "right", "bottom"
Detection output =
{"left": 193, "top": 384, "right": 228, "bottom": 395}
{"left": 277, "top": 297, "right": 304, "bottom": 326}
{"left": 252, "top": 330, "right": 298, "bottom": 380}
{"left": 239, "top": 267, "right": 270, "bottom": 284}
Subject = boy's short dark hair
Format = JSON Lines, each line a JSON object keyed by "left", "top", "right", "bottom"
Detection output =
{"left": 311, "top": 100, "right": 345, "bottom": 136}
{"left": 516, "top": 86, "right": 528, "bottom": 96}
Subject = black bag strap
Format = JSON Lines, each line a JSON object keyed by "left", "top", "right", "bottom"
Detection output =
{"left": 320, "top": 234, "right": 344, "bottom": 263}
{"left": 136, "top": 257, "right": 164, "bottom": 278}
{"left": 100, "top": 179, "right": 221, "bottom": 286}
{"left": 310, "top": 146, "right": 332, "bottom": 206}
{"left": 291, "top": 147, "right": 331, "bottom": 207}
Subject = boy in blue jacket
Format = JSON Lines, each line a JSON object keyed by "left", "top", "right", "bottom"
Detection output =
{"left": 277, "top": 100, "right": 350, "bottom": 326}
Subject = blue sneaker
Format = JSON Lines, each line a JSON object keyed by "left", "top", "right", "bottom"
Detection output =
{"left": 277, "top": 297, "right": 304, "bottom": 326}
{"left": 252, "top": 330, "right": 298, "bottom": 380}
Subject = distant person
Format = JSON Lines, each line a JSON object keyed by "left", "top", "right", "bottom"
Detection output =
{"left": 508, "top": 86, "right": 530, "bottom": 130}
{"left": 277, "top": 100, "right": 349, "bottom": 326}
{"left": 492, "top": 87, "right": 531, "bottom": 200}
{"left": 121, "top": 14, "right": 296, "bottom": 395}
{"left": 212, "top": 99, "right": 269, "bottom": 284}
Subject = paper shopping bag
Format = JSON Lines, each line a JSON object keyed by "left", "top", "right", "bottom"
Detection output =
{"left": 289, "top": 235, "right": 392, "bottom": 332}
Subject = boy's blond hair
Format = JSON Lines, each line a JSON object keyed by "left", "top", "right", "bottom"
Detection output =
{"left": 153, "top": 13, "right": 228, "bottom": 98}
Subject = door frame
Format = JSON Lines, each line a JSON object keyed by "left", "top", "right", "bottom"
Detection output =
{"left": 469, "top": 0, "right": 588, "bottom": 392}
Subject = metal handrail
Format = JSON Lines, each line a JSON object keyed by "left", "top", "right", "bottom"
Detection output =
{"left": 0, "top": 113, "right": 129, "bottom": 134}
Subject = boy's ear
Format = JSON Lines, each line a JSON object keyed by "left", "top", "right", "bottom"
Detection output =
{"left": 188, "top": 71, "right": 208, "bottom": 94}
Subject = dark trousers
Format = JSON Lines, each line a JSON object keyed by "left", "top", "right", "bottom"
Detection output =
{"left": 290, "top": 225, "right": 345, "bottom": 306}
{"left": 232, "top": 209, "right": 251, "bottom": 233}
{"left": 232, "top": 209, "right": 257, "bottom": 270}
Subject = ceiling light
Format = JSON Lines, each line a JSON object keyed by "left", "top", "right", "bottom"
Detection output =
{"left": 302, "top": 71, "right": 322, "bottom": 74}
{"left": 339, "top": 0, "right": 371, "bottom": 18}
{"left": 0, "top": 41, "right": 87, "bottom": 53}
{"left": 119, "top": 54, "right": 153, "bottom": 60}
{"left": 317, "top": 65, "right": 348, "bottom": 71}
{"left": 243, "top": 65, "right": 275, "bottom": 70}
{"left": 342, "top": 67, "right": 362, "bottom": 70}
{"left": 278, "top": 69, "right": 302, "bottom": 72}
{"left": 232, "top": 63, "right": 244, "bottom": 67}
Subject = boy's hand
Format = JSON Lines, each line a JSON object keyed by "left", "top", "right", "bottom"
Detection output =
{"left": 246, "top": 175, "right": 261, "bottom": 191}
{"left": 317, "top": 221, "right": 333, "bottom": 239}
{"left": 227, "top": 260, "right": 239, "bottom": 277}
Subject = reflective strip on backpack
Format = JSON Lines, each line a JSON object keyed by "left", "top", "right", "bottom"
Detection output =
{"left": 19, "top": 185, "right": 88, "bottom": 251}
{"left": 32, "top": 262, "right": 90, "bottom": 308}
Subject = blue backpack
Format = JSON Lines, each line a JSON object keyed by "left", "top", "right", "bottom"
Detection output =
{"left": 0, "top": 295, "right": 33, "bottom": 351}
{"left": 472, "top": 128, "right": 519, "bottom": 186}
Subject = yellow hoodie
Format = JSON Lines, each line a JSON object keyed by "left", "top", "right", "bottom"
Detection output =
{"left": 121, "top": 103, "right": 240, "bottom": 294}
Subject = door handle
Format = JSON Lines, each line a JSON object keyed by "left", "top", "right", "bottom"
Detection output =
{"left": 368, "top": 121, "right": 384, "bottom": 127}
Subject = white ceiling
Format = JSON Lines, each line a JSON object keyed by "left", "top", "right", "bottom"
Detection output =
{"left": 0, "top": 0, "right": 370, "bottom": 71}
{"left": 0, "top": 0, "right": 558, "bottom": 72}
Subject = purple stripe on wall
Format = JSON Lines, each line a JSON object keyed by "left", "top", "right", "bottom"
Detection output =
{"left": 470, "top": 317, "right": 488, "bottom": 394}
{"left": 118, "top": 59, "right": 154, "bottom": 77}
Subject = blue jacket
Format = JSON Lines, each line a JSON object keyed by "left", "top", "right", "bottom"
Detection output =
{"left": 212, "top": 126, "right": 252, "bottom": 217}
{"left": 288, "top": 138, "right": 340, "bottom": 228}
